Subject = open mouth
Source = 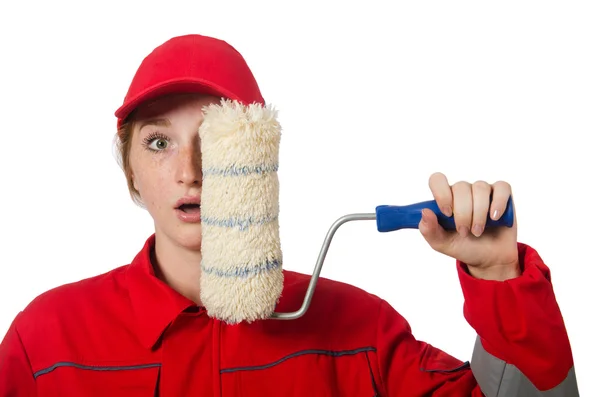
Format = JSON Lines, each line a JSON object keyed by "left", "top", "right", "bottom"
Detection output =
{"left": 177, "top": 204, "right": 200, "bottom": 214}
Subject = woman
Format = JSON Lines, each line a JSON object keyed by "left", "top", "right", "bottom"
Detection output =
{"left": 0, "top": 33, "right": 578, "bottom": 396}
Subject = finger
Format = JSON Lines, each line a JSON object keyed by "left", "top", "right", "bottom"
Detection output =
{"left": 419, "top": 208, "right": 451, "bottom": 252}
{"left": 471, "top": 180, "right": 492, "bottom": 237}
{"left": 490, "top": 181, "right": 512, "bottom": 220}
{"left": 428, "top": 172, "right": 453, "bottom": 217}
{"left": 451, "top": 181, "right": 473, "bottom": 237}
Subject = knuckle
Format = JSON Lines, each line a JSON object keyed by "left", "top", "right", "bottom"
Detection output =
{"left": 429, "top": 172, "right": 445, "bottom": 186}
{"left": 453, "top": 210, "right": 470, "bottom": 223}
{"left": 453, "top": 180, "right": 470, "bottom": 190}
{"left": 472, "top": 180, "right": 490, "bottom": 191}
{"left": 452, "top": 183, "right": 471, "bottom": 198}
{"left": 494, "top": 180, "right": 511, "bottom": 190}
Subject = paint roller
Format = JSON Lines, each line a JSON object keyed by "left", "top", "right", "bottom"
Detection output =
{"left": 199, "top": 99, "right": 514, "bottom": 324}
{"left": 199, "top": 99, "right": 283, "bottom": 325}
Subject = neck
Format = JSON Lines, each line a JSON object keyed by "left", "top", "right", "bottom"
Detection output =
{"left": 152, "top": 232, "right": 202, "bottom": 306}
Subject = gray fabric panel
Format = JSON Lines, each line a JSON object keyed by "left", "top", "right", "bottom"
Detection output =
{"left": 471, "top": 336, "right": 579, "bottom": 396}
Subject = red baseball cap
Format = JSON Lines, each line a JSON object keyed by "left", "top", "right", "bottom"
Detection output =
{"left": 114, "top": 34, "right": 265, "bottom": 129}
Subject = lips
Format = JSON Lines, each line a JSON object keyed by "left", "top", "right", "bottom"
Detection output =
{"left": 174, "top": 196, "right": 201, "bottom": 223}
{"left": 175, "top": 196, "right": 200, "bottom": 208}
{"left": 178, "top": 203, "right": 200, "bottom": 214}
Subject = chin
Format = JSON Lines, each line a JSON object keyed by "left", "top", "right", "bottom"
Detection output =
{"left": 155, "top": 221, "right": 203, "bottom": 252}
{"left": 176, "top": 227, "right": 202, "bottom": 251}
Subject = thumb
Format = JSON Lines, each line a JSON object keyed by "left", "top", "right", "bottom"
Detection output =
{"left": 418, "top": 208, "right": 453, "bottom": 253}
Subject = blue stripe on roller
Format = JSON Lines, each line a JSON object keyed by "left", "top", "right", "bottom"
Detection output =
{"left": 202, "top": 259, "right": 282, "bottom": 278}
{"left": 201, "top": 215, "right": 277, "bottom": 231}
{"left": 203, "top": 164, "right": 278, "bottom": 177}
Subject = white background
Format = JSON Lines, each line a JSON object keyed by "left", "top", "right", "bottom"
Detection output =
{"left": 0, "top": 0, "right": 597, "bottom": 393}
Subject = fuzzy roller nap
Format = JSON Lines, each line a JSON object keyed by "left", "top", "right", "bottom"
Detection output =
{"left": 198, "top": 99, "right": 515, "bottom": 324}
{"left": 198, "top": 99, "right": 283, "bottom": 324}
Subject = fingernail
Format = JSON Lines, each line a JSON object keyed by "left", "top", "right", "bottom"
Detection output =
{"left": 442, "top": 206, "right": 452, "bottom": 217}
{"left": 492, "top": 209, "right": 499, "bottom": 220}
{"left": 458, "top": 226, "right": 469, "bottom": 237}
{"left": 421, "top": 209, "right": 428, "bottom": 224}
{"left": 473, "top": 224, "right": 484, "bottom": 237}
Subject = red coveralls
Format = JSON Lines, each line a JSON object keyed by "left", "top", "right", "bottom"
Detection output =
{"left": 0, "top": 234, "right": 577, "bottom": 396}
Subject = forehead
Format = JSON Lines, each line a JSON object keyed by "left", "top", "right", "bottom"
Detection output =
{"left": 133, "top": 93, "right": 221, "bottom": 122}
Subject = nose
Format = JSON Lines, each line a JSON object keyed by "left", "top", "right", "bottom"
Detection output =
{"left": 175, "top": 136, "right": 202, "bottom": 186}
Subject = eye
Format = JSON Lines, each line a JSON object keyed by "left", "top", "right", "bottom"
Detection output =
{"left": 148, "top": 137, "right": 169, "bottom": 151}
{"left": 142, "top": 132, "right": 170, "bottom": 152}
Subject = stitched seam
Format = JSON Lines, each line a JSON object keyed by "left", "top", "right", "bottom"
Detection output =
{"left": 420, "top": 360, "right": 471, "bottom": 373}
{"left": 33, "top": 362, "right": 161, "bottom": 379}
{"left": 365, "top": 351, "right": 380, "bottom": 396}
{"left": 495, "top": 362, "right": 507, "bottom": 397}
{"left": 375, "top": 299, "right": 387, "bottom": 396}
{"left": 14, "top": 313, "right": 36, "bottom": 383}
{"left": 220, "top": 347, "right": 377, "bottom": 373}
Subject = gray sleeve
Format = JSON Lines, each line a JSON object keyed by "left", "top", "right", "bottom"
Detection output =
{"left": 470, "top": 336, "right": 579, "bottom": 396}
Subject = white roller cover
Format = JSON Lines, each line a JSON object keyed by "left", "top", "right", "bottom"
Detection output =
{"left": 198, "top": 99, "right": 283, "bottom": 324}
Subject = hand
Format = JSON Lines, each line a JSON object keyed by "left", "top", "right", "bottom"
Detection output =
{"left": 418, "top": 172, "right": 520, "bottom": 281}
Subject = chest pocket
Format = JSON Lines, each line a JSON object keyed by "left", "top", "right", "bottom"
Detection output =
{"left": 34, "top": 362, "right": 160, "bottom": 396}
{"left": 220, "top": 348, "right": 380, "bottom": 397}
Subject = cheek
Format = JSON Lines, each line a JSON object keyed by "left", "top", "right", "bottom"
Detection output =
{"left": 132, "top": 153, "right": 172, "bottom": 208}
{"left": 138, "top": 171, "right": 167, "bottom": 200}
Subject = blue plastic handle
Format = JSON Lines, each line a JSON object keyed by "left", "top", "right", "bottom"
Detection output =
{"left": 375, "top": 196, "right": 514, "bottom": 232}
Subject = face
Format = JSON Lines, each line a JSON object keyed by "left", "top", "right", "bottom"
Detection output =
{"left": 129, "top": 93, "right": 221, "bottom": 251}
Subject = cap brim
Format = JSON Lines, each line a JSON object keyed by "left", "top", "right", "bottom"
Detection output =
{"left": 115, "top": 78, "right": 241, "bottom": 128}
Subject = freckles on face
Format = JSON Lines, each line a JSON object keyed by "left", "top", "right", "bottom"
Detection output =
{"left": 130, "top": 133, "right": 173, "bottom": 211}
{"left": 129, "top": 128, "right": 185, "bottom": 232}
{"left": 127, "top": 94, "right": 221, "bottom": 243}
{"left": 135, "top": 166, "right": 169, "bottom": 211}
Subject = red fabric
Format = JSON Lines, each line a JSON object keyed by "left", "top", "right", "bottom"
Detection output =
{"left": 457, "top": 243, "right": 574, "bottom": 391}
{"left": 114, "top": 34, "right": 265, "bottom": 129}
{"left": 0, "top": 235, "right": 573, "bottom": 396}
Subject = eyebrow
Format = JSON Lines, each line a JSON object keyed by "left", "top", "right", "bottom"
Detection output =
{"left": 137, "top": 118, "right": 171, "bottom": 130}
